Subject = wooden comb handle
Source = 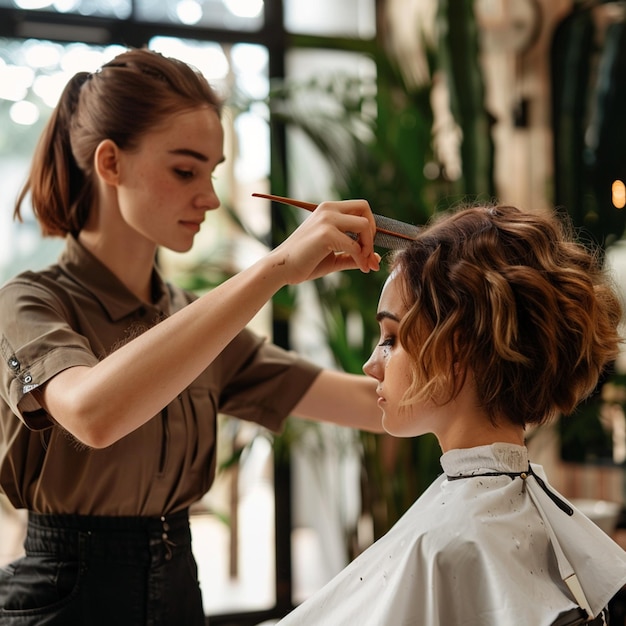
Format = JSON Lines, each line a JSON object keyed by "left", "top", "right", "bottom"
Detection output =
{"left": 251, "top": 193, "right": 416, "bottom": 243}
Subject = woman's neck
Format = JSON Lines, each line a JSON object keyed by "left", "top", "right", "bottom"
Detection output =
{"left": 433, "top": 380, "right": 526, "bottom": 453}
{"left": 437, "top": 412, "right": 526, "bottom": 453}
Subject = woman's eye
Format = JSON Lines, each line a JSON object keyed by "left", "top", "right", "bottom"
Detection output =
{"left": 379, "top": 336, "right": 395, "bottom": 348}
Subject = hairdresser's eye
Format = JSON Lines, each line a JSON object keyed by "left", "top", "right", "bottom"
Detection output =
{"left": 174, "top": 169, "right": 194, "bottom": 179}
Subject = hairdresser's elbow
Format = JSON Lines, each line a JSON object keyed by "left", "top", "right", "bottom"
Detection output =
{"left": 75, "top": 426, "right": 118, "bottom": 450}
{"left": 51, "top": 393, "right": 124, "bottom": 449}
{"left": 39, "top": 367, "right": 128, "bottom": 449}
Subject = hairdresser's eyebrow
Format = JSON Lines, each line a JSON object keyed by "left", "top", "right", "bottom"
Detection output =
{"left": 169, "top": 148, "right": 226, "bottom": 165}
{"left": 376, "top": 310, "right": 401, "bottom": 323}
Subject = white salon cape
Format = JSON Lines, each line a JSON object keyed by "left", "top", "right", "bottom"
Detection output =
{"left": 278, "top": 443, "right": 626, "bottom": 626}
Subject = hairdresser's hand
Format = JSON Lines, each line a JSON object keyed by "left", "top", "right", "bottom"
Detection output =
{"left": 268, "top": 199, "right": 380, "bottom": 284}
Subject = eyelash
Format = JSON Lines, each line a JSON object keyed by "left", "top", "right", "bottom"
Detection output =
{"left": 379, "top": 336, "right": 396, "bottom": 348}
{"left": 174, "top": 169, "right": 194, "bottom": 179}
{"left": 174, "top": 169, "right": 219, "bottom": 181}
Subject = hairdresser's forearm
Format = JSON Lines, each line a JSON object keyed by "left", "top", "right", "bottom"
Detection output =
{"left": 40, "top": 255, "right": 288, "bottom": 448}
{"left": 293, "top": 370, "right": 384, "bottom": 433}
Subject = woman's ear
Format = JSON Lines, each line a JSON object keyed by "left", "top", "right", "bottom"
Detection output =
{"left": 94, "top": 139, "right": 121, "bottom": 187}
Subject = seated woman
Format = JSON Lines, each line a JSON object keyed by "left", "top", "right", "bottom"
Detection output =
{"left": 278, "top": 204, "right": 626, "bottom": 626}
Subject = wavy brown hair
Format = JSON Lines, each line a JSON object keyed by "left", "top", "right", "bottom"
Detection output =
{"left": 392, "top": 204, "right": 623, "bottom": 427}
{"left": 15, "top": 47, "right": 222, "bottom": 237}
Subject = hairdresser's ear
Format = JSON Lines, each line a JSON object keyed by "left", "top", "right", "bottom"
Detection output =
{"left": 94, "top": 139, "right": 121, "bottom": 187}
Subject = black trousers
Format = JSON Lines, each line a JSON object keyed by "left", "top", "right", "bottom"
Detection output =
{"left": 0, "top": 509, "right": 206, "bottom": 626}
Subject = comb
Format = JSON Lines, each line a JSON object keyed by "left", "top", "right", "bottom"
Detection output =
{"left": 252, "top": 193, "right": 420, "bottom": 250}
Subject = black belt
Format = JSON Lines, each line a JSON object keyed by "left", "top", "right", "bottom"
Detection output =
{"left": 25, "top": 508, "right": 191, "bottom": 563}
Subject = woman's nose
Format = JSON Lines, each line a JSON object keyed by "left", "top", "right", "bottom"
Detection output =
{"left": 363, "top": 352, "right": 381, "bottom": 381}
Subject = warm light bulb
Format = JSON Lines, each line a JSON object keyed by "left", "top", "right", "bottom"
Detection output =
{"left": 612, "top": 179, "right": 626, "bottom": 209}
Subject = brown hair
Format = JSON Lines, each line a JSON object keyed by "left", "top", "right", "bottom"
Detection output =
{"left": 392, "top": 204, "right": 623, "bottom": 427}
{"left": 14, "top": 47, "right": 223, "bottom": 237}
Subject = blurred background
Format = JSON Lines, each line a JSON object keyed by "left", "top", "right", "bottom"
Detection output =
{"left": 1, "top": 0, "right": 626, "bottom": 624}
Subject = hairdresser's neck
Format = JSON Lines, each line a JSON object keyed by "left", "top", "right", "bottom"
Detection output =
{"left": 78, "top": 226, "right": 156, "bottom": 304}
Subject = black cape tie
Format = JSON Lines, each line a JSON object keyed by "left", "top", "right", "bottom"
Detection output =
{"left": 446, "top": 465, "right": 574, "bottom": 515}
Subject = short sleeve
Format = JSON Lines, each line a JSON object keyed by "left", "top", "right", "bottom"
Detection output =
{"left": 217, "top": 329, "right": 321, "bottom": 432}
{"left": 0, "top": 276, "right": 98, "bottom": 429}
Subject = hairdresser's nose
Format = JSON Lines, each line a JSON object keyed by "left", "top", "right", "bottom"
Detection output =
{"left": 195, "top": 181, "right": 220, "bottom": 212}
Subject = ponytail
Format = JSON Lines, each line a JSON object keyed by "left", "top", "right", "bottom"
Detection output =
{"left": 14, "top": 72, "right": 91, "bottom": 237}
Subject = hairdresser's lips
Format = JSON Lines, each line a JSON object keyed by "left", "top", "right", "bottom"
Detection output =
{"left": 180, "top": 220, "right": 202, "bottom": 233}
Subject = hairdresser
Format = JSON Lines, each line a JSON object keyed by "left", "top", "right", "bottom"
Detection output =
{"left": 0, "top": 47, "right": 382, "bottom": 626}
